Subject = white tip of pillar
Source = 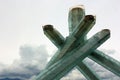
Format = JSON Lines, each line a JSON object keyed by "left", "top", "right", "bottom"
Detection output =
{"left": 69, "top": 5, "right": 85, "bottom": 11}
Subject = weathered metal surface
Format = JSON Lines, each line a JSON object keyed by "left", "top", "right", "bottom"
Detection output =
{"left": 35, "top": 29, "right": 110, "bottom": 80}
{"left": 72, "top": 15, "right": 95, "bottom": 39}
{"left": 68, "top": 5, "right": 85, "bottom": 34}
{"left": 43, "top": 25, "right": 64, "bottom": 49}
{"left": 43, "top": 25, "right": 65, "bottom": 48}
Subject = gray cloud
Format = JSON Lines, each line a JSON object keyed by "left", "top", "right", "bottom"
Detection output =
{"left": 0, "top": 45, "right": 49, "bottom": 80}
{"left": 0, "top": 47, "right": 120, "bottom": 80}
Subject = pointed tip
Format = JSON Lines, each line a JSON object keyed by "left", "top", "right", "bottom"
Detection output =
{"left": 42, "top": 24, "right": 53, "bottom": 31}
{"left": 85, "top": 15, "right": 96, "bottom": 21}
{"left": 69, "top": 5, "right": 85, "bottom": 11}
{"left": 97, "top": 29, "right": 110, "bottom": 39}
{"left": 75, "top": 5, "right": 85, "bottom": 9}
{"left": 93, "top": 15, "right": 96, "bottom": 19}
{"left": 102, "top": 29, "right": 110, "bottom": 34}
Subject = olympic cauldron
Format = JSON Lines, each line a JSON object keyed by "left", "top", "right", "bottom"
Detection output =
{"left": 35, "top": 5, "right": 120, "bottom": 80}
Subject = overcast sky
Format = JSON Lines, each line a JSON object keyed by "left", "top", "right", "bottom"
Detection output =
{"left": 0, "top": 0, "right": 120, "bottom": 80}
{"left": 0, "top": 0, "right": 120, "bottom": 65}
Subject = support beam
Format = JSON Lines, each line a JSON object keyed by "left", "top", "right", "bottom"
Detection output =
{"left": 54, "top": 61, "right": 100, "bottom": 80}
{"left": 35, "top": 29, "right": 110, "bottom": 80}
{"left": 77, "top": 61, "right": 100, "bottom": 80}
{"left": 89, "top": 50, "right": 120, "bottom": 76}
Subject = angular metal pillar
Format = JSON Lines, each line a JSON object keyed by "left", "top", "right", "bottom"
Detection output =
{"left": 35, "top": 5, "right": 120, "bottom": 80}
{"left": 43, "top": 25, "right": 100, "bottom": 80}
{"left": 35, "top": 29, "right": 110, "bottom": 80}
{"left": 89, "top": 50, "right": 120, "bottom": 76}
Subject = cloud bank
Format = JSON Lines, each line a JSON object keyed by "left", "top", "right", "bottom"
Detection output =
{"left": 0, "top": 45, "right": 119, "bottom": 80}
{"left": 0, "top": 45, "right": 49, "bottom": 80}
